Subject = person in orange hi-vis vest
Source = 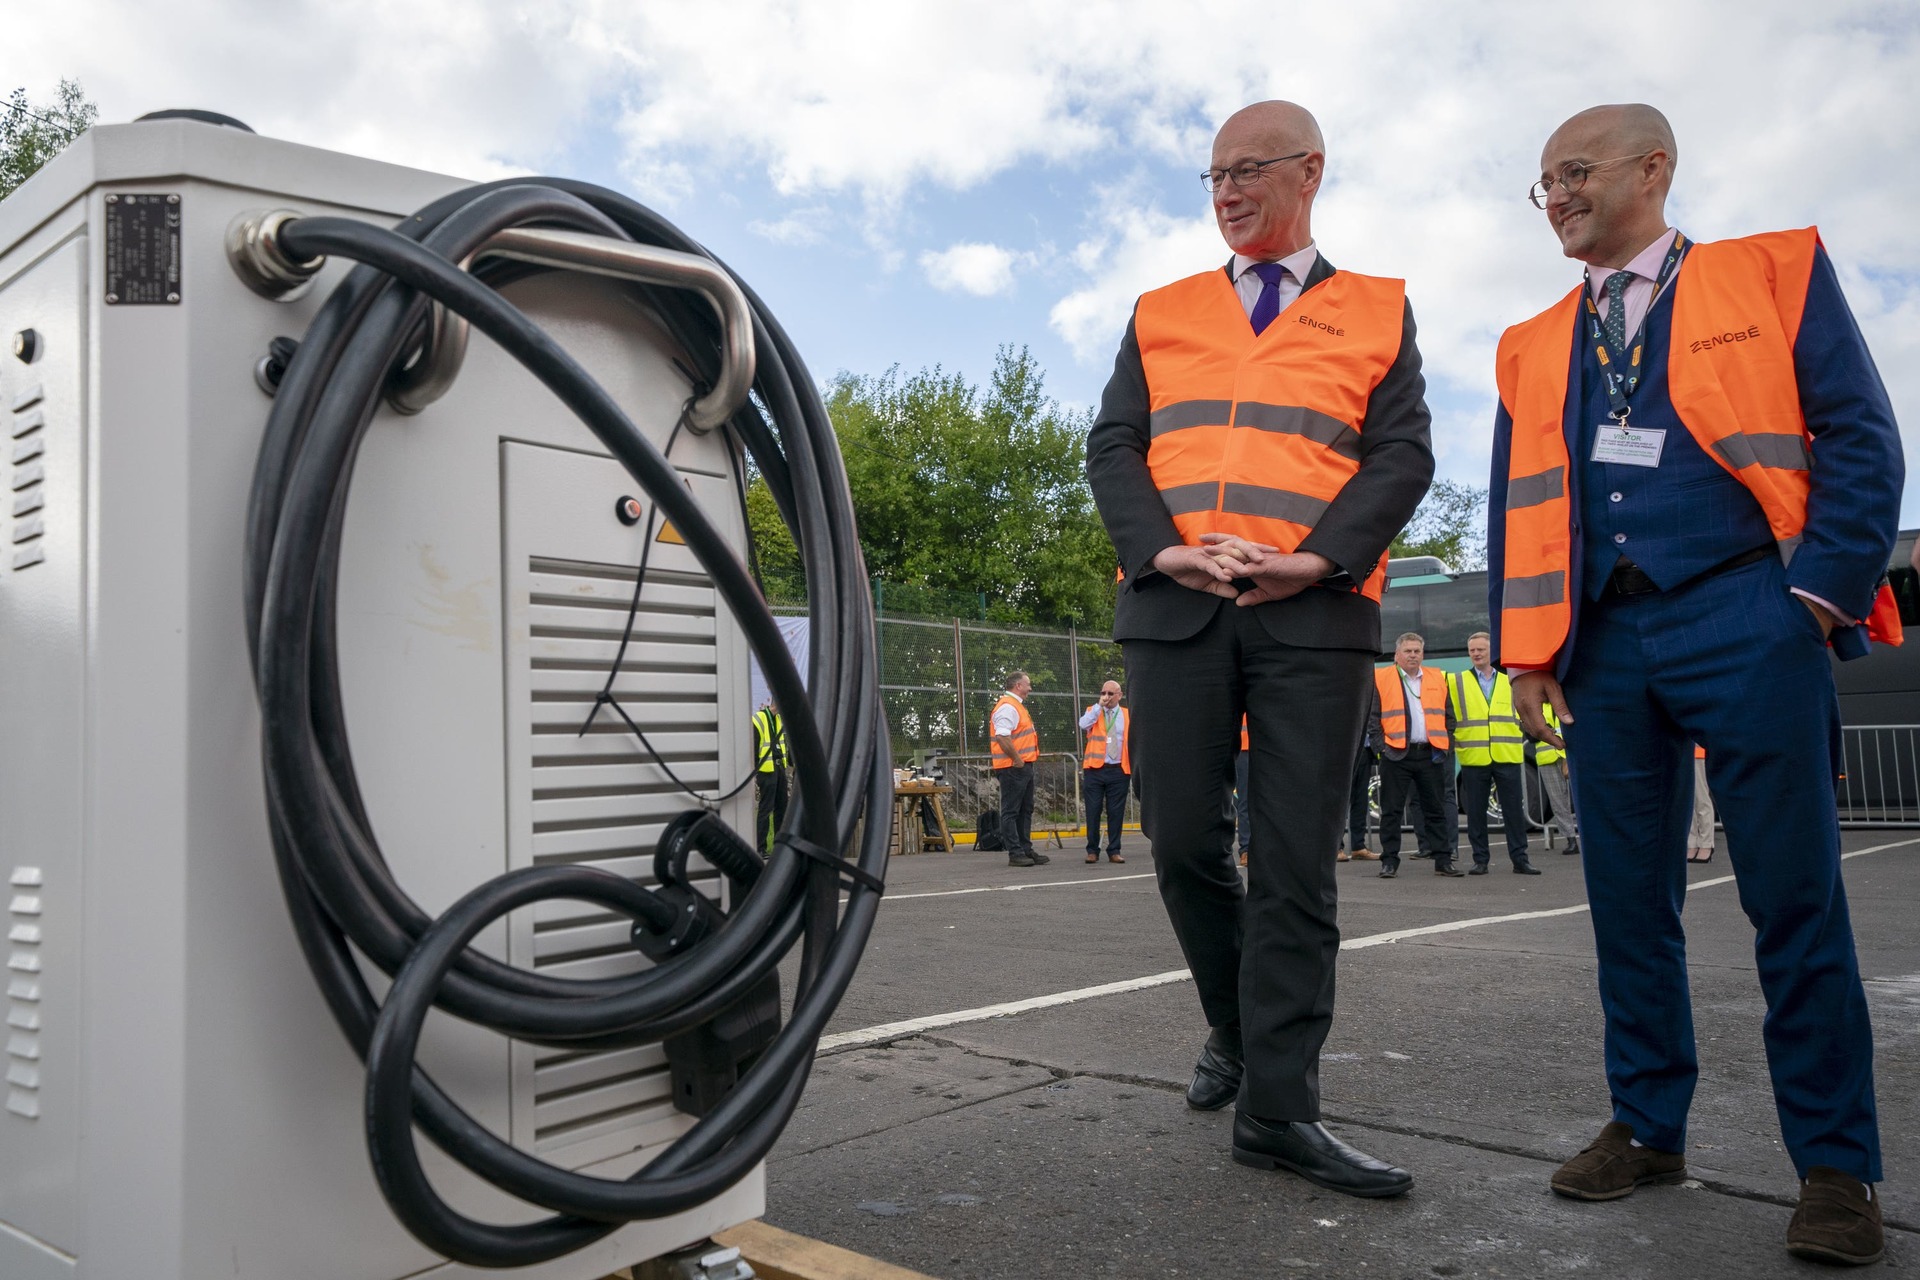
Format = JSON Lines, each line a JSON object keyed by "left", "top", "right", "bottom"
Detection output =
{"left": 1365, "top": 633, "right": 1457, "bottom": 877}
{"left": 1077, "top": 680, "right": 1131, "bottom": 864}
{"left": 1489, "top": 105, "right": 1902, "bottom": 1264}
{"left": 989, "top": 671, "right": 1046, "bottom": 868}
{"left": 1086, "top": 100, "right": 1432, "bottom": 1198}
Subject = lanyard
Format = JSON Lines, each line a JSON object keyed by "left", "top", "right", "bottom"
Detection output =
{"left": 1581, "top": 231, "right": 1687, "bottom": 422}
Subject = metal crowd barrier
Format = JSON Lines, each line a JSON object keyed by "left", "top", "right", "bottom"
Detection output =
{"left": 939, "top": 752, "right": 1140, "bottom": 838}
{"left": 1837, "top": 725, "right": 1920, "bottom": 826}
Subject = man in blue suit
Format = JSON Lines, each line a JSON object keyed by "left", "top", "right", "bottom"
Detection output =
{"left": 1487, "top": 104, "right": 1901, "bottom": 1268}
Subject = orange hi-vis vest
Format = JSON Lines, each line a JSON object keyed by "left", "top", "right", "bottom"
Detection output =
{"left": 1135, "top": 267, "right": 1407, "bottom": 602}
{"left": 1239, "top": 714, "right": 1249, "bottom": 752}
{"left": 1496, "top": 227, "right": 1900, "bottom": 667}
{"left": 1374, "top": 665, "right": 1449, "bottom": 752}
{"left": 1081, "top": 706, "right": 1132, "bottom": 773}
{"left": 990, "top": 694, "right": 1039, "bottom": 770}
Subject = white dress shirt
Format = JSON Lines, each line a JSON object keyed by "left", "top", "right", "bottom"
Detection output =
{"left": 1400, "top": 668, "right": 1429, "bottom": 745}
{"left": 1229, "top": 241, "right": 1320, "bottom": 319}
{"left": 991, "top": 692, "right": 1024, "bottom": 738}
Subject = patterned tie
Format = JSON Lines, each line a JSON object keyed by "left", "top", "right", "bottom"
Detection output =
{"left": 1603, "top": 268, "right": 1634, "bottom": 354}
{"left": 1248, "top": 262, "right": 1288, "bottom": 335}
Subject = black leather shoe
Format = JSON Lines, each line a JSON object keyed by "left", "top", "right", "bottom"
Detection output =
{"left": 1232, "top": 1115, "right": 1413, "bottom": 1198}
{"left": 1467, "top": 864, "right": 1489, "bottom": 876}
{"left": 1186, "top": 1027, "right": 1243, "bottom": 1111}
{"left": 1434, "top": 861, "right": 1466, "bottom": 877}
{"left": 1378, "top": 864, "right": 1398, "bottom": 878}
{"left": 1409, "top": 850, "right": 1431, "bottom": 859}
{"left": 1513, "top": 861, "right": 1542, "bottom": 875}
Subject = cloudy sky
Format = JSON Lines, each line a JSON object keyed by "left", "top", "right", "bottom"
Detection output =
{"left": 15, "top": 1, "right": 1920, "bottom": 518}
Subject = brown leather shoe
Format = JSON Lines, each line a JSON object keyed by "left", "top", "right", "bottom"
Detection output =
{"left": 1351, "top": 847, "right": 1381, "bottom": 861}
{"left": 1549, "top": 1121, "right": 1686, "bottom": 1201}
{"left": 1787, "top": 1167, "right": 1884, "bottom": 1266}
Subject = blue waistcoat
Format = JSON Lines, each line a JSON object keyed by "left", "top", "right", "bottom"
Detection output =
{"left": 1573, "top": 285, "right": 1776, "bottom": 601}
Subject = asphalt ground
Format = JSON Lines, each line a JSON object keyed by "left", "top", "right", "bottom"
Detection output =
{"left": 767, "top": 828, "right": 1920, "bottom": 1279}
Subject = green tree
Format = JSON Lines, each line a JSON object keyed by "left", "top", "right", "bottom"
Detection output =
{"left": 1391, "top": 478, "right": 1488, "bottom": 570}
{"left": 747, "top": 346, "right": 1118, "bottom": 629}
{"left": 1, "top": 81, "right": 98, "bottom": 201}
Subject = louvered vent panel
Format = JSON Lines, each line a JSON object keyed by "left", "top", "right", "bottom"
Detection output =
{"left": 524, "top": 555, "right": 725, "bottom": 1161}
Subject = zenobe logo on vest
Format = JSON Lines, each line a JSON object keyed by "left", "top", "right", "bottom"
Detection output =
{"left": 1296, "top": 314, "right": 1345, "bottom": 336}
{"left": 1687, "top": 323, "right": 1763, "bottom": 354}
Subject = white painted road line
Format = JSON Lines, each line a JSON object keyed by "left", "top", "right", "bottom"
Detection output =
{"left": 816, "top": 837, "right": 1920, "bottom": 1056}
{"left": 884, "top": 872, "right": 1157, "bottom": 901}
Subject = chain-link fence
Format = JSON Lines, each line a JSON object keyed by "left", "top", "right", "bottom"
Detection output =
{"left": 874, "top": 616, "right": 1125, "bottom": 762}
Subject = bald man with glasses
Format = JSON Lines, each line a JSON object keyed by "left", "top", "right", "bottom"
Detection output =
{"left": 1491, "top": 103, "right": 1902, "bottom": 1266}
{"left": 1087, "top": 100, "right": 1433, "bottom": 1199}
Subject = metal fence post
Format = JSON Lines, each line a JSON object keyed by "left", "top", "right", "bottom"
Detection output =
{"left": 953, "top": 617, "right": 967, "bottom": 755}
{"left": 1068, "top": 622, "right": 1082, "bottom": 753}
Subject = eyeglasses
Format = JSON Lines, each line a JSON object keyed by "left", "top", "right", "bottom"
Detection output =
{"left": 1528, "top": 153, "right": 1654, "bottom": 208}
{"left": 1202, "top": 151, "right": 1311, "bottom": 193}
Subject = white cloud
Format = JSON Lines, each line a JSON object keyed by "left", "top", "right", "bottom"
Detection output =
{"left": 920, "top": 242, "right": 1021, "bottom": 296}
{"left": 12, "top": 0, "right": 1920, "bottom": 510}
{"left": 1049, "top": 206, "right": 1222, "bottom": 360}
{"left": 749, "top": 207, "right": 833, "bottom": 247}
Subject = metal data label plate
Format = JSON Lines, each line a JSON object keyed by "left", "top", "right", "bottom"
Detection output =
{"left": 103, "top": 193, "right": 182, "bottom": 304}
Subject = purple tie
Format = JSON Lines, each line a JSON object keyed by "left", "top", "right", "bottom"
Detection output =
{"left": 1248, "top": 262, "right": 1288, "bottom": 335}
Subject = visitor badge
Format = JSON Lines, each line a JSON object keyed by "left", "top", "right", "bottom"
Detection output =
{"left": 1591, "top": 423, "right": 1666, "bottom": 468}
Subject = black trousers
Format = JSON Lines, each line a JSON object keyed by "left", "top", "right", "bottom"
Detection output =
{"left": 1377, "top": 747, "right": 1448, "bottom": 867}
{"left": 997, "top": 763, "right": 1035, "bottom": 856}
{"left": 1346, "top": 741, "right": 1372, "bottom": 851}
{"left": 1459, "top": 761, "right": 1530, "bottom": 866}
{"left": 1124, "top": 605, "right": 1372, "bottom": 1121}
{"left": 754, "top": 769, "right": 788, "bottom": 852}
{"left": 1083, "top": 763, "right": 1128, "bottom": 854}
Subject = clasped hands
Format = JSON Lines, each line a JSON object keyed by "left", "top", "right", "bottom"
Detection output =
{"left": 1151, "top": 534, "right": 1334, "bottom": 606}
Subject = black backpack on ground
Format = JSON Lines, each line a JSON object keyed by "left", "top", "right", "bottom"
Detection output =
{"left": 974, "top": 808, "right": 1004, "bottom": 851}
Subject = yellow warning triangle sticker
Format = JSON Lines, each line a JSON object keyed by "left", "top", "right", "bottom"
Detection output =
{"left": 656, "top": 520, "right": 686, "bottom": 545}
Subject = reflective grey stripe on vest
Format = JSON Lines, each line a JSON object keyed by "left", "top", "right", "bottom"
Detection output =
{"left": 1159, "top": 481, "right": 1220, "bottom": 515}
{"left": 1506, "top": 466, "right": 1565, "bottom": 511}
{"left": 1231, "top": 402, "right": 1362, "bottom": 462}
{"left": 1221, "top": 483, "right": 1329, "bottom": 528}
{"left": 1150, "top": 399, "right": 1234, "bottom": 437}
{"left": 1712, "top": 432, "right": 1812, "bottom": 472}
{"left": 1503, "top": 571, "right": 1566, "bottom": 610}
{"left": 1778, "top": 534, "right": 1802, "bottom": 565}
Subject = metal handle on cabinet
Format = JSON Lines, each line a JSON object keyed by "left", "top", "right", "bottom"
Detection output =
{"left": 431, "top": 228, "right": 757, "bottom": 432}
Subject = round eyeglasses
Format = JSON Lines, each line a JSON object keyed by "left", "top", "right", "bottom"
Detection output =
{"left": 1528, "top": 153, "right": 1654, "bottom": 208}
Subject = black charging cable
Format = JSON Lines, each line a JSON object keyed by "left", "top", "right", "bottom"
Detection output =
{"left": 244, "top": 179, "right": 888, "bottom": 1267}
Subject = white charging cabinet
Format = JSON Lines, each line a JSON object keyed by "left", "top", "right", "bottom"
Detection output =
{"left": 0, "top": 118, "right": 760, "bottom": 1279}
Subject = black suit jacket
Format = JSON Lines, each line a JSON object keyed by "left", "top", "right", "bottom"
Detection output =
{"left": 1086, "top": 253, "right": 1434, "bottom": 651}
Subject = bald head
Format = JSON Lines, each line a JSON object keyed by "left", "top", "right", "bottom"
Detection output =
{"left": 1209, "top": 101, "right": 1325, "bottom": 259}
{"left": 1216, "top": 100, "right": 1325, "bottom": 159}
{"left": 1545, "top": 104, "right": 1677, "bottom": 182}
{"left": 1536, "top": 103, "right": 1678, "bottom": 267}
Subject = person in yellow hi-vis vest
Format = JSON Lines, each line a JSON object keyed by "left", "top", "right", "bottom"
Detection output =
{"left": 1447, "top": 632, "right": 1539, "bottom": 875}
{"left": 751, "top": 702, "right": 790, "bottom": 853}
{"left": 1526, "top": 703, "right": 1578, "bottom": 856}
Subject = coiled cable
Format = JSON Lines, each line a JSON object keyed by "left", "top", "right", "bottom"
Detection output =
{"left": 243, "top": 178, "right": 889, "bottom": 1267}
